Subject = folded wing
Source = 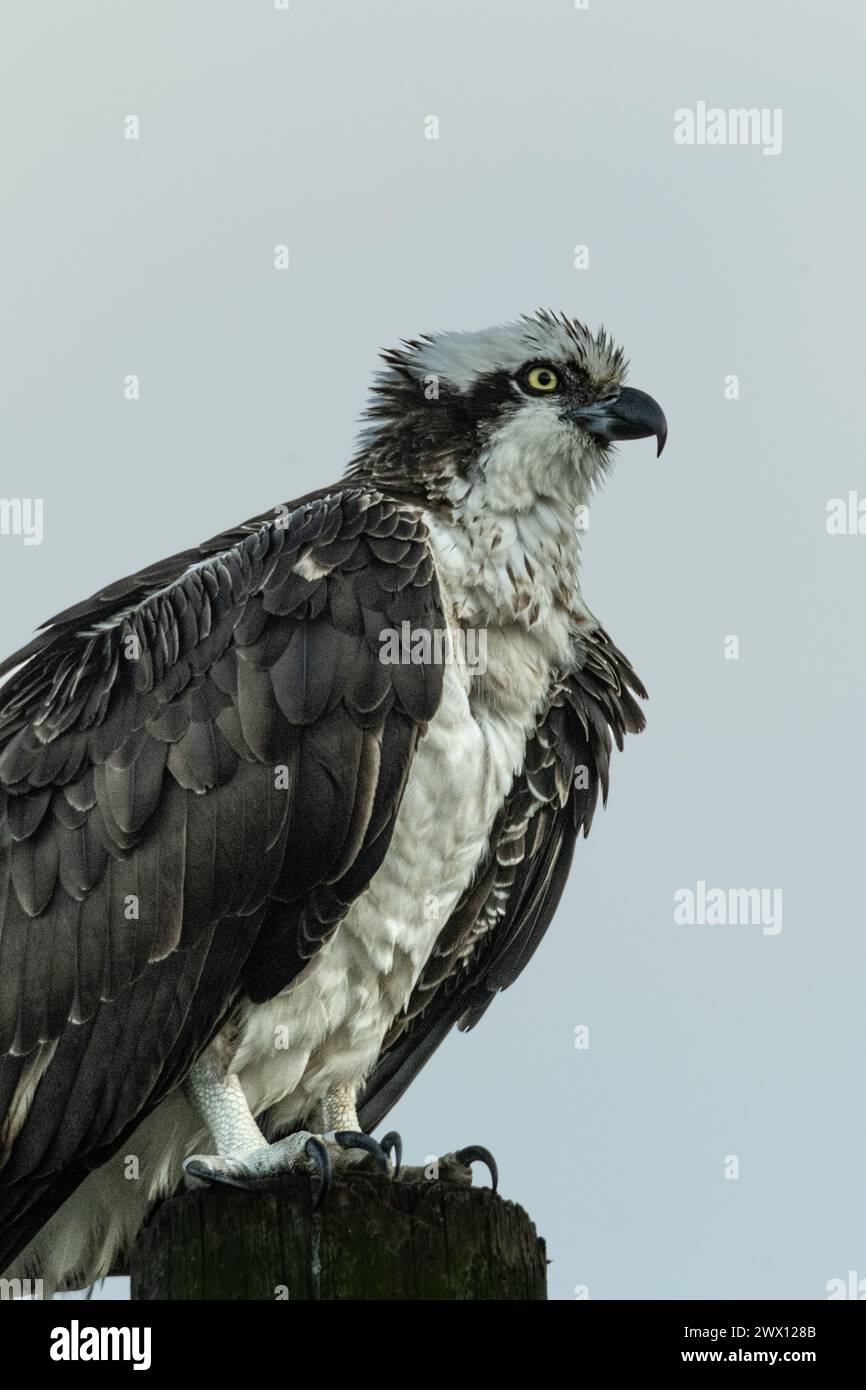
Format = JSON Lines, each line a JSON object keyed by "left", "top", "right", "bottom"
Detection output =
{"left": 0, "top": 486, "right": 445, "bottom": 1269}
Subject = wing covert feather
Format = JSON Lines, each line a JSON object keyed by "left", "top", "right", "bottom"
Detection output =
{"left": 0, "top": 488, "right": 445, "bottom": 1237}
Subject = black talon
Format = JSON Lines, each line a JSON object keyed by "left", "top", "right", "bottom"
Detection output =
{"left": 380, "top": 1130, "right": 403, "bottom": 1177}
{"left": 455, "top": 1145, "right": 499, "bottom": 1192}
{"left": 334, "top": 1130, "right": 389, "bottom": 1173}
{"left": 183, "top": 1160, "right": 256, "bottom": 1192}
{"left": 304, "top": 1136, "right": 332, "bottom": 1210}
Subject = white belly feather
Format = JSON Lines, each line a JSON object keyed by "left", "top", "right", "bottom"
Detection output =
{"left": 232, "top": 654, "right": 528, "bottom": 1129}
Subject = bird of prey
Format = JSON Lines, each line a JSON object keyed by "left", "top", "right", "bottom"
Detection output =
{"left": 0, "top": 311, "right": 665, "bottom": 1291}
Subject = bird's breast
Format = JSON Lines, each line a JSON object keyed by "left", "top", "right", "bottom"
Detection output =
{"left": 230, "top": 644, "right": 540, "bottom": 1126}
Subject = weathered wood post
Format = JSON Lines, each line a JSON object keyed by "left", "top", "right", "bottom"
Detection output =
{"left": 129, "top": 1171, "right": 547, "bottom": 1300}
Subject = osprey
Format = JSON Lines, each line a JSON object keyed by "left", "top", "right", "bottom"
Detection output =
{"left": 0, "top": 311, "right": 665, "bottom": 1290}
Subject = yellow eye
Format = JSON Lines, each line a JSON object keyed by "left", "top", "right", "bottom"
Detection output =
{"left": 525, "top": 365, "right": 559, "bottom": 393}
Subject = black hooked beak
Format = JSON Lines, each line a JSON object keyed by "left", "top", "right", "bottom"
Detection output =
{"left": 561, "top": 387, "right": 668, "bottom": 457}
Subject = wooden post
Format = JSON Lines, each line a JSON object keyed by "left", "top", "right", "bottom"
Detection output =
{"left": 129, "top": 1171, "right": 547, "bottom": 1300}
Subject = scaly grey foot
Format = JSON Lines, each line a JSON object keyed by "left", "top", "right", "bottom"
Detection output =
{"left": 182, "top": 1065, "right": 393, "bottom": 1206}
{"left": 183, "top": 1129, "right": 393, "bottom": 1207}
{"left": 396, "top": 1144, "right": 498, "bottom": 1190}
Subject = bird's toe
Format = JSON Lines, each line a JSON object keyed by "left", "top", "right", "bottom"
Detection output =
{"left": 334, "top": 1129, "right": 393, "bottom": 1173}
{"left": 182, "top": 1153, "right": 256, "bottom": 1191}
{"left": 396, "top": 1143, "right": 498, "bottom": 1190}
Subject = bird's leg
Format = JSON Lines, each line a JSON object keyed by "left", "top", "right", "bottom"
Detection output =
{"left": 182, "top": 1060, "right": 392, "bottom": 1202}
{"left": 182, "top": 1051, "right": 331, "bottom": 1201}
{"left": 310, "top": 1080, "right": 361, "bottom": 1133}
{"left": 313, "top": 1082, "right": 495, "bottom": 1190}
{"left": 309, "top": 1081, "right": 396, "bottom": 1172}
{"left": 312, "top": 1086, "right": 495, "bottom": 1189}
{"left": 184, "top": 1052, "right": 268, "bottom": 1164}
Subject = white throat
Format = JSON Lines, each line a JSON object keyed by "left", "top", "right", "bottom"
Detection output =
{"left": 424, "top": 414, "right": 599, "bottom": 723}
{"left": 427, "top": 408, "right": 595, "bottom": 626}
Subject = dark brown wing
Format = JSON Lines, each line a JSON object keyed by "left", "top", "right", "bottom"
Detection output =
{"left": 358, "top": 630, "right": 646, "bottom": 1132}
{"left": 0, "top": 485, "right": 445, "bottom": 1270}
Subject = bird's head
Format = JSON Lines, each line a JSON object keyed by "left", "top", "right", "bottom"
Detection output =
{"left": 349, "top": 310, "right": 666, "bottom": 514}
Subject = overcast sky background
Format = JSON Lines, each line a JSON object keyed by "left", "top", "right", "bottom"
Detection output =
{"left": 2, "top": 0, "right": 864, "bottom": 1301}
